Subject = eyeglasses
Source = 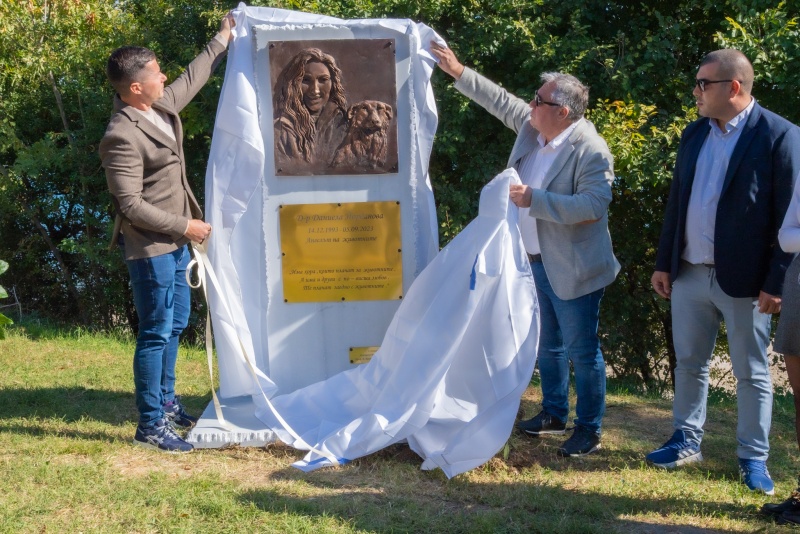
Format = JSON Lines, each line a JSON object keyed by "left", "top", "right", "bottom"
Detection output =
{"left": 534, "top": 91, "right": 561, "bottom": 108}
{"left": 695, "top": 79, "right": 734, "bottom": 92}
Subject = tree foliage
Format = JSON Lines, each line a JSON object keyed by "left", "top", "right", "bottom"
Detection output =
{"left": 1, "top": 0, "right": 797, "bottom": 387}
{"left": 0, "top": 0, "right": 229, "bottom": 334}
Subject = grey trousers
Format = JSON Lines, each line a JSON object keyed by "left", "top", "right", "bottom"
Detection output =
{"left": 671, "top": 262, "right": 772, "bottom": 461}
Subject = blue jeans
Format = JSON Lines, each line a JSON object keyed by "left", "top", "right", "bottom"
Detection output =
{"left": 126, "top": 245, "right": 191, "bottom": 427}
{"left": 532, "top": 261, "right": 606, "bottom": 434}
{"left": 671, "top": 262, "right": 772, "bottom": 460}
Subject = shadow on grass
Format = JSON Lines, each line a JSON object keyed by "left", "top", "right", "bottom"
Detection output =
{"left": 0, "top": 423, "right": 126, "bottom": 443}
{"left": 237, "top": 471, "right": 749, "bottom": 533}
{"left": 7, "top": 320, "right": 133, "bottom": 343}
{"left": 0, "top": 386, "right": 208, "bottom": 433}
{"left": 514, "top": 375, "right": 798, "bottom": 489}
{"left": 228, "top": 438, "right": 773, "bottom": 532}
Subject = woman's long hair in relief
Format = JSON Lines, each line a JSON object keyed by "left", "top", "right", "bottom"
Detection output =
{"left": 273, "top": 48, "right": 347, "bottom": 161}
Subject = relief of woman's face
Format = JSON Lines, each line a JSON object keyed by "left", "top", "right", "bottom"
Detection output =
{"left": 302, "top": 61, "right": 332, "bottom": 115}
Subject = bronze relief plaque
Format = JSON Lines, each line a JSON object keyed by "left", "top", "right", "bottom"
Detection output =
{"left": 269, "top": 39, "right": 398, "bottom": 176}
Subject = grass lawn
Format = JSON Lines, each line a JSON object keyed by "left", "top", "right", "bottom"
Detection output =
{"left": 1, "top": 322, "right": 798, "bottom": 533}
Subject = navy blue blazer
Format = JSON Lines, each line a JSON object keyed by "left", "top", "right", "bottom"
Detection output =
{"left": 655, "top": 103, "right": 800, "bottom": 298}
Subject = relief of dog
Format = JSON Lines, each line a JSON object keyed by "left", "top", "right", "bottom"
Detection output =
{"left": 331, "top": 100, "right": 393, "bottom": 171}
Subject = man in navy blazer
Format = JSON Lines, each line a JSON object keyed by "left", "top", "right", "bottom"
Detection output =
{"left": 648, "top": 49, "right": 800, "bottom": 495}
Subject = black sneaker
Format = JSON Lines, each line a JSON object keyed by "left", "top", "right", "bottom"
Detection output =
{"left": 516, "top": 410, "right": 566, "bottom": 436}
{"left": 557, "top": 426, "right": 601, "bottom": 457}
{"left": 134, "top": 418, "right": 194, "bottom": 453}
{"left": 163, "top": 396, "right": 198, "bottom": 428}
{"left": 777, "top": 510, "right": 800, "bottom": 526}
{"left": 763, "top": 491, "right": 800, "bottom": 516}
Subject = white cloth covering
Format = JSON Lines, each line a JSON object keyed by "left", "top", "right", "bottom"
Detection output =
{"left": 198, "top": 5, "right": 539, "bottom": 477}
{"left": 204, "top": 4, "right": 443, "bottom": 399}
{"left": 254, "top": 168, "right": 539, "bottom": 478}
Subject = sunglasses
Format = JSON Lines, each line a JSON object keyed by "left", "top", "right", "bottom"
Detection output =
{"left": 534, "top": 91, "right": 561, "bottom": 108}
{"left": 695, "top": 78, "right": 735, "bottom": 92}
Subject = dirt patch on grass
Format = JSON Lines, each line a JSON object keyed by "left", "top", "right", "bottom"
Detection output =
{"left": 110, "top": 450, "right": 205, "bottom": 479}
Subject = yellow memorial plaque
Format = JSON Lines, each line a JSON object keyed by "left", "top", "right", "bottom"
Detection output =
{"left": 280, "top": 201, "right": 403, "bottom": 303}
{"left": 349, "top": 346, "right": 380, "bottom": 365}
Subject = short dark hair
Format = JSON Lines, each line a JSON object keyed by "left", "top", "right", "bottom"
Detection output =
{"left": 700, "top": 49, "right": 754, "bottom": 94}
{"left": 106, "top": 46, "right": 156, "bottom": 95}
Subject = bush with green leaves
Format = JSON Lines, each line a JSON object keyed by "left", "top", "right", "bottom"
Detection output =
{"left": 1, "top": 0, "right": 797, "bottom": 387}
{"left": 0, "top": 259, "right": 12, "bottom": 338}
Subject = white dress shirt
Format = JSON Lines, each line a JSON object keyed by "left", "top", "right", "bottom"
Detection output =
{"left": 517, "top": 118, "right": 582, "bottom": 255}
{"left": 779, "top": 171, "right": 800, "bottom": 253}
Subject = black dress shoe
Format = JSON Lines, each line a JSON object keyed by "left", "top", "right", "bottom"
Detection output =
{"left": 762, "top": 493, "right": 800, "bottom": 516}
{"left": 777, "top": 509, "right": 800, "bottom": 525}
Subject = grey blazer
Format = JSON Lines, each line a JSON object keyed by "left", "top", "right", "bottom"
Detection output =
{"left": 100, "top": 37, "right": 227, "bottom": 260}
{"left": 454, "top": 67, "right": 620, "bottom": 300}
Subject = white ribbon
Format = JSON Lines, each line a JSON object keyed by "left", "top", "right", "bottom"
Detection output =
{"left": 187, "top": 241, "right": 341, "bottom": 465}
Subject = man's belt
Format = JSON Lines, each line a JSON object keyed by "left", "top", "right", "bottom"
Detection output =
{"left": 527, "top": 253, "right": 543, "bottom": 262}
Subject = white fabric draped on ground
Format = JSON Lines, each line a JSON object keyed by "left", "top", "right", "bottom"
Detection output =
{"left": 254, "top": 168, "right": 539, "bottom": 478}
{"left": 195, "top": 4, "right": 539, "bottom": 476}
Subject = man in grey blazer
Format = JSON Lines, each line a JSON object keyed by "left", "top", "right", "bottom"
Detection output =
{"left": 99, "top": 13, "right": 234, "bottom": 452}
{"left": 431, "top": 43, "right": 619, "bottom": 457}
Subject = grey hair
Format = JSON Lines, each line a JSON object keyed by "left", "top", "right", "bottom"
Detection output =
{"left": 540, "top": 72, "right": 589, "bottom": 121}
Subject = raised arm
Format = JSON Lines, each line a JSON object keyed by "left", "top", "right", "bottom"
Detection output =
{"left": 430, "top": 41, "right": 530, "bottom": 133}
{"left": 161, "top": 12, "right": 234, "bottom": 113}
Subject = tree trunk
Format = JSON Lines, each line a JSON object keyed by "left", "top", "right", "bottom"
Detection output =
{"left": 23, "top": 186, "right": 88, "bottom": 325}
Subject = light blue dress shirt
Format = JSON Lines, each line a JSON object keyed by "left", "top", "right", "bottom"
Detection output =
{"left": 683, "top": 98, "right": 756, "bottom": 265}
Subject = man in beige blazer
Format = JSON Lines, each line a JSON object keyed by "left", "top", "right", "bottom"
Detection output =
{"left": 99, "top": 13, "right": 234, "bottom": 452}
{"left": 431, "top": 42, "right": 619, "bottom": 457}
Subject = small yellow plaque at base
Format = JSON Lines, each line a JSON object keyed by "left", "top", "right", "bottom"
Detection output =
{"left": 349, "top": 346, "right": 380, "bottom": 365}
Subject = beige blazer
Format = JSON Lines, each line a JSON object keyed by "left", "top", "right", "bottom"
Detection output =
{"left": 100, "top": 37, "right": 227, "bottom": 260}
{"left": 454, "top": 67, "right": 620, "bottom": 300}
